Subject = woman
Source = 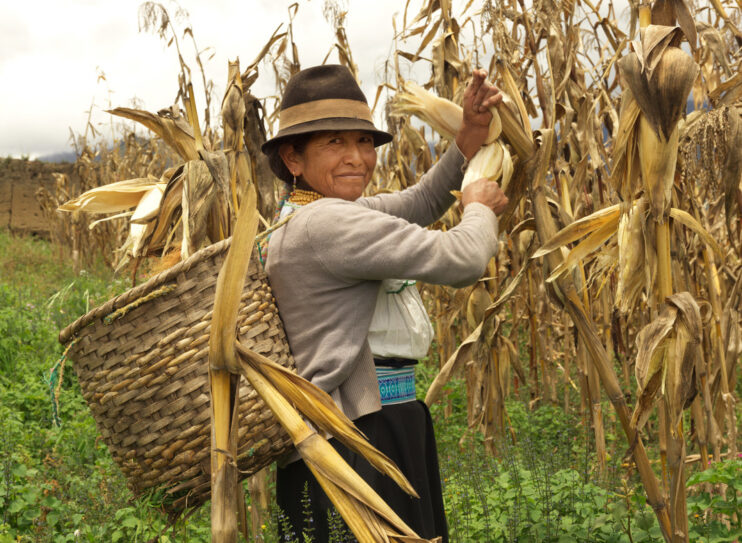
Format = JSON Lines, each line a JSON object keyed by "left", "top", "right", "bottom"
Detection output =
{"left": 261, "top": 64, "right": 507, "bottom": 542}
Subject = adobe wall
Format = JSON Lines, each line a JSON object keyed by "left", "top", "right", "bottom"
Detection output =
{"left": 0, "top": 159, "right": 77, "bottom": 236}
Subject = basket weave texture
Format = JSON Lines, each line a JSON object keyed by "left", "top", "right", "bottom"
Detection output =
{"left": 58, "top": 238, "right": 295, "bottom": 514}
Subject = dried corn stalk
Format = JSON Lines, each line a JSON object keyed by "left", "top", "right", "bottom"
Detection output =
{"left": 46, "top": 2, "right": 742, "bottom": 541}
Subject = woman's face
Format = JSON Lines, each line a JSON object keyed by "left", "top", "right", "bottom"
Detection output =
{"left": 282, "top": 130, "right": 377, "bottom": 201}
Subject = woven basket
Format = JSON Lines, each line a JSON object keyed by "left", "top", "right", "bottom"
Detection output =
{"left": 58, "top": 238, "right": 295, "bottom": 514}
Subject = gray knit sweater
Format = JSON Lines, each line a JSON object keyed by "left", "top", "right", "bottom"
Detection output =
{"left": 265, "top": 145, "right": 499, "bottom": 421}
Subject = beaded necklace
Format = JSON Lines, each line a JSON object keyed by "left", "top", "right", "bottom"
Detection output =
{"left": 288, "top": 188, "right": 324, "bottom": 206}
{"left": 257, "top": 188, "right": 324, "bottom": 267}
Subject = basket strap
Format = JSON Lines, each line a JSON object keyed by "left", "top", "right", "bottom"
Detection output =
{"left": 255, "top": 206, "right": 297, "bottom": 268}
{"left": 58, "top": 238, "right": 235, "bottom": 345}
{"left": 46, "top": 340, "right": 75, "bottom": 427}
{"left": 103, "top": 284, "right": 177, "bottom": 325}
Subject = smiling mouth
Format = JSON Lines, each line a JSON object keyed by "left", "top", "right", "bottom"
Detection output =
{"left": 337, "top": 173, "right": 366, "bottom": 179}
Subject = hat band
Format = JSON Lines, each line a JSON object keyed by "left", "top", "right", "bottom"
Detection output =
{"left": 279, "top": 99, "right": 373, "bottom": 130}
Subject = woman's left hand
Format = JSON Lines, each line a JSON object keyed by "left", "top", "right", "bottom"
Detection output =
{"left": 455, "top": 69, "right": 503, "bottom": 160}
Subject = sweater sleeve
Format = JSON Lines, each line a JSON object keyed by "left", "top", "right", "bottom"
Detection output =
{"left": 304, "top": 200, "right": 498, "bottom": 288}
{"left": 357, "top": 143, "right": 466, "bottom": 227}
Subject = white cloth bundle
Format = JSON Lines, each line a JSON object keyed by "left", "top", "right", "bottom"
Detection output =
{"left": 367, "top": 279, "right": 434, "bottom": 360}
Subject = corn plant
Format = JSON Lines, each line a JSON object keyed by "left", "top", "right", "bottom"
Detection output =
{"left": 43, "top": 1, "right": 742, "bottom": 542}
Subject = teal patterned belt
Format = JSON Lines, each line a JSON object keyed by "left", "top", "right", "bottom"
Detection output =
{"left": 376, "top": 366, "right": 416, "bottom": 405}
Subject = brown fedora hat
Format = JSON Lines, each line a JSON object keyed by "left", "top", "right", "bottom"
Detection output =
{"left": 261, "top": 64, "right": 392, "bottom": 156}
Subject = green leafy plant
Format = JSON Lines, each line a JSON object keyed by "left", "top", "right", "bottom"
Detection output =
{"left": 687, "top": 459, "right": 742, "bottom": 542}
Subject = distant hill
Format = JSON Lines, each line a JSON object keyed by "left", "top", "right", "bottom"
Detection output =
{"left": 36, "top": 150, "right": 77, "bottom": 163}
{"left": 35, "top": 134, "right": 157, "bottom": 164}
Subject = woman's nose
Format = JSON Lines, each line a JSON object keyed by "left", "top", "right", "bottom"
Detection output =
{"left": 343, "top": 142, "right": 363, "bottom": 165}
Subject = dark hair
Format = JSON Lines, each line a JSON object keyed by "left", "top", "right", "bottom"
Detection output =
{"left": 265, "top": 133, "right": 314, "bottom": 185}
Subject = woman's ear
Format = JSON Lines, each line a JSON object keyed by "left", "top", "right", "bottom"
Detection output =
{"left": 278, "top": 143, "right": 302, "bottom": 178}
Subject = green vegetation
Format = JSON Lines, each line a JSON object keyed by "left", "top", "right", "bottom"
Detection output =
{"left": 0, "top": 229, "right": 739, "bottom": 542}
{"left": 0, "top": 231, "right": 210, "bottom": 542}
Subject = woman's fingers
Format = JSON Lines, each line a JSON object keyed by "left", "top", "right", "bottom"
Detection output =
{"left": 493, "top": 192, "right": 509, "bottom": 214}
{"left": 467, "top": 73, "right": 503, "bottom": 115}
{"left": 461, "top": 178, "right": 508, "bottom": 214}
{"left": 472, "top": 81, "right": 492, "bottom": 110}
{"left": 455, "top": 70, "right": 504, "bottom": 158}
{"left": 482, "top": 87, "right": 503, "bottom": 109}
{"left": 464, "top": 70, "right": 486, "bottom": 106}
{"left": 476, "top": 85, "right": 503, "bottom": 110}
{"left": 469, "top": 69, "right": 487, "bottom": 90}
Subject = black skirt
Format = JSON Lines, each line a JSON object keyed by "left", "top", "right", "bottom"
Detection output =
{"left": 276, "top": 400, "right": 448, "bottom": 542}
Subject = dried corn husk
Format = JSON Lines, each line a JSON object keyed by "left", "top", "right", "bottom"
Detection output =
{"left": 148, "top": 167, "right": 184, "bottom": 250}
{"left": 637, "top": 117, "right": 679, "bottom": 221}
{"left": 466, "top": 282, "right": 492, "bottom": 329}
{"left": 394, "top": 81, "right": 513, "bottom": 192}
{"left": 545, "top": 214, "right": 620, "bottom": 283}
{"left": 235, "top": 343, "right": 417, "bottom": 498}
{"left": 130, "top": 184, "right": 166, "bottom": 224}
{"left": 610, "top": 90, "right": 643, "bottom": 201}
{"left": 58, "top": 178, "right": 160, "bottom": 214}
{"left": 181, "top": 160, "right": 217, "bottom": 259}
{"left": 87, "top": 211, "right": 134, "bottom": 230}
{"left": 392, "top": 78, "right": 531, "bottom": 150}
{"left": 617, "top": 26, "right": 699, "bottom": 220}
{"left": 533, "top": 204, "right": 621, "bottom": 259}
{"left": 631, "top": 292, "right": 701, "bottom": 433}
{"left": 394, "top": 81, "right": 462, "bottom": 140}
{"left": 668, "top": 208, "right": 723, "bottom": 258}
{"left": 616, "top": 197, "right": 650, "bottom": 314}
{"left": 114, "top": 220, "right": 156, "bottom": 270}
{"left": 208, "top": 183, "right": 259, "bottom": 541}
{"left": 238, "top": 352, "right": 431, "bottom": 542}
{"left": 116, "top": 184, "right": 168, "bottom": 263}
{"left": 496, "top": 95, "right": 535, "bottom": 160}
{"left": 461, "top": 142, "right": 513, "bottom": 190}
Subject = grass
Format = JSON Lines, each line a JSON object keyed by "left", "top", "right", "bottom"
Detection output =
{"left": 0, "top": 229, "right": 739, "bottom": 542}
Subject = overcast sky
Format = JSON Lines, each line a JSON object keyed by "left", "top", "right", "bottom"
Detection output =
{"left": 1, "top": 0, "right": 631, "bottom": 160}
{"left": 0, "top": 0, "right": 442, "bottom": 159}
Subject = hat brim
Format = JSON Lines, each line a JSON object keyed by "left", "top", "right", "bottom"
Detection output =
{"left": 261, "top": 117, "right": 393, "bottom": 155}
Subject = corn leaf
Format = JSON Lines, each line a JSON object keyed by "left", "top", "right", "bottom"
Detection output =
{"left": 235, "top": 342, "right": 418, "bottom": 498}
{"left": 533, "top": 204, "right": 621, "bottom": 258}
{"left": 631, "top": 303, "right": 678, "bottom": 430}
{"left": 669, "top": 207, "right": 723, "bottom": 258}
{"left": 236, "top": 354, "right": 431, "bottom": 542}
{"left": 107, "top": 106, "right": 199, "bottom": 161}
{"left": 209, "top": 183, "right": 259, "bottom": 373}
{"left": 546, "top": 213, "right": 620, "bottom": 282}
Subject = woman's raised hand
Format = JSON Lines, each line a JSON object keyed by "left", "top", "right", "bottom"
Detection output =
{"left": 462, "top": 177, "right": 508, "bottom": 215}
{"left": 455, "top": 69, "right": 503, "bottom": 160}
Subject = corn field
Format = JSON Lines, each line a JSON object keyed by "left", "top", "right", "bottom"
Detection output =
{"left": 38, "top": 0, "right": 742, "bottom": 542}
